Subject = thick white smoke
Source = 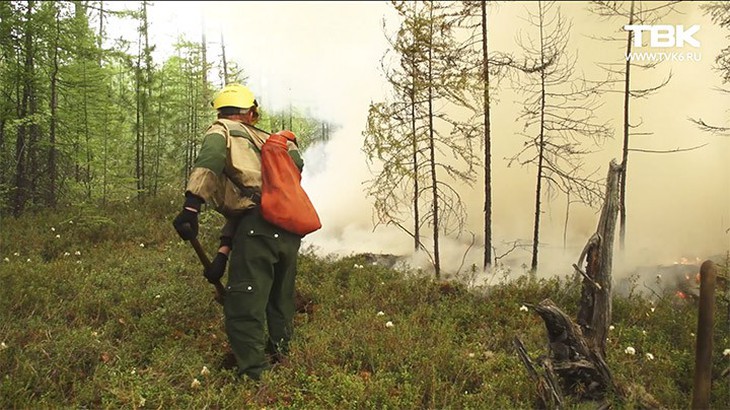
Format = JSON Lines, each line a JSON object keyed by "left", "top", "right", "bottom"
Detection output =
{"left": 135, "top": 1, "right": 729, "bottom": 277}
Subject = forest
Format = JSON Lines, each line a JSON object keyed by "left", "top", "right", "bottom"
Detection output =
{"left": 1, "top": 1, "right": 729, "bottom": 408}
{"left": 0, "top": 0, "right": 332, "bottom": 218}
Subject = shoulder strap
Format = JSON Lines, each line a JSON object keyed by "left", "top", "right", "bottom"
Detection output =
{"left": 212, "top": 119, "right": 233, "bottom": 149}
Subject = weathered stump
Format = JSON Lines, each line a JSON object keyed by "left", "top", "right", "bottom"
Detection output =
{"left": 516, "top": 160, "right": 622, "bottom": 407}
{"left": 576, "top": 160, "right": 621, "bottom": 355}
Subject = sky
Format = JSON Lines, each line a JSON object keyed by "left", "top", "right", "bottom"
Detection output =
{"left": 107, "top": 1, "right": 730, "bottom": 278}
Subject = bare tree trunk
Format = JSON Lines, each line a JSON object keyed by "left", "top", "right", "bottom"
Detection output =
{"left": 427, "top": 1, "right": 441, "bottom": 278}
{"left": 99, "top": 0, "right": 108, "bottom": 205}
{"left": 481, "top": 0, "right": 492, "bottom": 269}
{"left": 83, "top": 62, "right": 92, "bottom": 200}
{"left": 530, "top": 0, "right": 547, "bottom": 273}
{"left": 141, "top": 1, "right": 151, "bottom": 198}
{"left": 135, "top": 33, "right": 142, "bottom": 197}
{"left": 576, "top": 160, "right": 622, "bottom": 355}
{"left": 48, "top": 5, "right": 60, "bottom": 207}
{"left": 563, "top": 191, "right": 570, "bottom": 250}
{"left": 411, "top": 46, "right": 421, "bottom": 251}
{"left": 221, "top": 33, "right": 228, "bottom": 86}
{"left": 13, "top": 0, "right": 34, "bottom": 216}
{"left": 619, "top": 0, "right": 635, "bottom": 253}
{"left": 202, "top": 19, "right": 207, "bottom": 88}
{"left": 153, "top": 71, "right": 163, "bottom": 196}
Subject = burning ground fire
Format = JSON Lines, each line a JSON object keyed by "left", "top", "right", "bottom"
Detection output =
{"left": 618, "top": 255, "right": 708, "bottom": 301}
{"left": 671, "top": 256, "right": 702, "bottom": 300}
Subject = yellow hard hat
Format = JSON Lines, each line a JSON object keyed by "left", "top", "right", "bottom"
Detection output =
{"left": 211, "top": 83, "right": 258, "bottom": 110}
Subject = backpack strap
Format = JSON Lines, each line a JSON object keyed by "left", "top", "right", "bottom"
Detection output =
{"left": 212, "top": 119, "right": 263, "bottom": 204}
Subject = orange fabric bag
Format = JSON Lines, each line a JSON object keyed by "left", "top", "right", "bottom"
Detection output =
{"left": 260, "top": 131, "right": 322, "bottom": 236}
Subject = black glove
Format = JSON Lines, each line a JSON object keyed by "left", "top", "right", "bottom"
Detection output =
{"left": 220, "top": 235, "right": 233, "bottom": 249}
{"left": 172, "top": 194, "right": 203, "bottom": 241}
{"left": 204, "top": 252, "right": 228, "bottom": 284}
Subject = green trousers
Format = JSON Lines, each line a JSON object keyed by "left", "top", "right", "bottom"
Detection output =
{"left": 224, "top": 208, "right": 301, "bottom": 380}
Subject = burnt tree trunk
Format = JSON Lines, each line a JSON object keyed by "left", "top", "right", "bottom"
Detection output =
{"left": 576, "top": 159, "right": 622, "bottom": 355}
{"left": 517, "top": 160, "right": 623, "bottom": 406}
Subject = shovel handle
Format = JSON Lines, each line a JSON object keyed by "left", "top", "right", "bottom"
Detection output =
{"left": 189, "top": 237, "right": 226, "bottom": 305}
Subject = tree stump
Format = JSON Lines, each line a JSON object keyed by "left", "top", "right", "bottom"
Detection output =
{"left": 516, "top": 160, "right": 622, "bottom": 407}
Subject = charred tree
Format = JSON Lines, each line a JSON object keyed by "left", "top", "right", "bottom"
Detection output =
{"left": 575, "top": 160, "right": 621, "bottom": 355}
{"left": 516, "top": 160, "right": 650, "bottom": 407}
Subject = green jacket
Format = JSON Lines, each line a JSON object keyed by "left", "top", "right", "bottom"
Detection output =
{"left": 186, "top": 118, "right": 304, "bottom": 218}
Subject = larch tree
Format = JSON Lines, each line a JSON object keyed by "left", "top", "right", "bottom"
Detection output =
{"left": 691, "top": 3, "right": 730, "bottom": 137}
{"left": 364, "top": 1, "right": 479, "bottom": 278}
{"left": 511, "top": 0, "right": 611, "bottom": 273}
{"left": 453, "top": 0, "right": 511, "bottom": 269}
{"left": 589, "top": 0, "right": 687, "bottom": 252}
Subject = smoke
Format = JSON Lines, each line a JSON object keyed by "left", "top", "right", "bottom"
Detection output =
{"left": 146, "top": 2, "right": 729, "bottom": 277}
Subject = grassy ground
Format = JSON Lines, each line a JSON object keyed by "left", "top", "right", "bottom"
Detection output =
{"left": 1, "top": 197, "right": 728, "bottom": 409}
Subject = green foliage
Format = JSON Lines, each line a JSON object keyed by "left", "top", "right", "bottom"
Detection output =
{"left": 1, "top": 201, "right": 728, "bottom": 408}
{"left": 0, "top": 1, "right": 329, "bottom": 216}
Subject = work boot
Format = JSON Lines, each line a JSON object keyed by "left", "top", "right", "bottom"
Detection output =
{"left": 265, "top": 340, "right": 288, "bottom": 366}
{"left": 218, "top": 350, "right": 238, "bottom": 371}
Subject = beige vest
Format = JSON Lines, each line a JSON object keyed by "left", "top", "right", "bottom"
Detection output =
{"left": 187, "top": 119, "right": 270, "bottom": 217}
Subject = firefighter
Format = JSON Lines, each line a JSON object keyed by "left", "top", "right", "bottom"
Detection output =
{"left": 172, "top": 83, "right": 304, "bottom": 381}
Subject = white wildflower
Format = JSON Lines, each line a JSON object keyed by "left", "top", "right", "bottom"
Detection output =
{"left": 69, "top": 220, "right": 73, "bottom": 224}
{"left": 380, "top": 281, "right": 385, "bottom": 285}
{"left": 385, "top": 321, "right": 395, "bottom": 328}
{"left": 200, "top": 366, "right": 210, "bottom": 376}
{"left": 0, "top": 342, "right": 7, "bottom": 350}
{"left": 51, "top": 227, "right": 56, "bottom": 232}
{"left": 155, "top": 294, "right": 161, "bottom": 299}
{"left": 609, "top": 325, "right": 615, "bottom": 331}
{"left": 76, "top": 261, "right": 81, "bottom": 264}
{"left": 625, "top": 346, "right": 636, "bottom": 355}
{"left": 131, "top": 368, "right": 136, "bottom": 375}
{"left": 166, "top": 258, "right": 171, "bottom": 262}
{"left": 642, "top": 330, "right": 648, "bottom": 336}
{"left": 723, "top": 349, "right": 730, "bottom": 357}
{"left": 468, "top": 353, "right": 475, "bottom": 358}
{"left": 650, "top": 307, "right": 655, "bottom": 313}
{"left": 646, "top": 353, "right": 655, "bottom": 361}
{"left": 139, "top": 243, "right": 145, "bottom": 248}
{"left": 3, "top": 258, "right": 8, "bottom": 262}
{"left": 376, "top": 311, "right": 385, "bottom": 316}
{"left": 75, "top": 251, "right": 81, "bottom": 256}
{"left": 26, "top": 258, "right": 31, "bottom": 263}
{"left": 13, "top": 252, "right": 19, "bottom": 256}
{"left": 63, "top": 252, "right": 70, "bottom": 257}
{"left": 55, "top": 234, "right": 60, "bottom": 239}
{"left": 190, "top": 378, "right": 201, "bottom": 389}
{"left": 519, "top": 305, "right": 529, "bottom": 312}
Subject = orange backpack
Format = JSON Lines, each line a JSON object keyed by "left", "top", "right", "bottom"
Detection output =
{"left": 259, "top": 130, "right": 322, "bottom": 237}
